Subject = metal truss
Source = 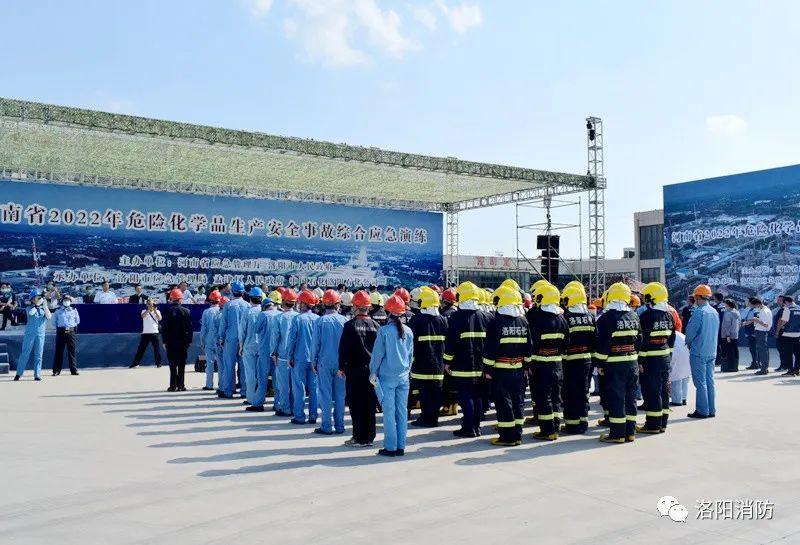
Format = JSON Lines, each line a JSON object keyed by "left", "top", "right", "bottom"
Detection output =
{"left": 445, "top": 207, "right": 460, "bottom": 287}
{"left": 587, "top": 116, "right": 606, "bottom": 299}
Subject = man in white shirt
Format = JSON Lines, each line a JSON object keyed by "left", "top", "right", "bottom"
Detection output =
{"left": 94, "top": 281, "right": 118, "bottom": 304}
{"left": 179, "top": 281, "right": 194, "bottom": 305}
{"left": 752, "top": 298, "right": 772, "bottom": 375}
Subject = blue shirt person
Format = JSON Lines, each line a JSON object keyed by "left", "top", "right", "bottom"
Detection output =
{"left": 312, "top": 292, "right": 348, "bottom": 434}
{"left": 286, "top": 291, "right": 320, "bottom": 424}
{"left": 684, "top": 286, "right": 720, "bottom": 418}
{"left": 14, "top": 289, "right": 52, "bottom": 381}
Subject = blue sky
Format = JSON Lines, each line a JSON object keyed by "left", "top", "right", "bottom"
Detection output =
{"left": 4, "top": 1, "right": 800, "bottom": 260}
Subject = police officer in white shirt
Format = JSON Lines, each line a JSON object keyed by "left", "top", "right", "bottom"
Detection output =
{"left": 94, "top": 281, "right": 118, "bottom": 304}
{"left": 752, "top": 298, "right": 773, "bottom": 375}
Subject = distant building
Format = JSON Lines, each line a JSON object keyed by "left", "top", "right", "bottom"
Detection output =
{"left": 634, "top": 209, "right": 665, "bottom": 283}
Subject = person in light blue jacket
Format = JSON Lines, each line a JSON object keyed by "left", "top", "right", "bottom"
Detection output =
{"left": 287, "top": 289, "right": 320, "bottom": 424}
{"left": 238, "top": 287, "right": 264, "bottom": 407}
{"left": 313, "top": 290, "right": 348, "bottom": 435}
{"left": 249, "top": 291, "right": 282, "bottom": 412}
{"left": 369, "top": 294, "right": 414, "bottom": 457}
{"left": 217, "top": 281, "right": 250, "bottom": 398}
{"left": 684, "top": 285, "right": 720, "bottom": 418}
{"left": 270, "top": 290, "right": 299, "bottom": 416}
{"left": 199, "top": 290, "right": 222, "bottom": 390}
{"left": 14, "top": 289, "right": 52, "bottom": 381}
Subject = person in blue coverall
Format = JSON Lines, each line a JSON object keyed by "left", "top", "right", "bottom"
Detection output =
{"left": 217, "top": 281, "right": 250, "bottom": 398}
{"left": 270, "top": 289, "right": 299, "bottom": 416}
{"left": 14, "top": 289, "right": 52, "bottom": 381}
{"left": 313, "top": 289, "right": 348, "bottom": 435}
{"left": 685, "top": 284, "right": 720, "bottom": 418}
{"left": 239, "top": 287, "right": 264, "bottom": 407}
{"left": 369, "top": 294, "right": 414, "bottom": 457}
{"left": 287, "top": 289, "right": 320, "bottom": 424}
{"left": 199, "top": 290, "right": 222, "bottom": 391}
{"left": 248, "top": 290, "right": 283, "bottom": 412}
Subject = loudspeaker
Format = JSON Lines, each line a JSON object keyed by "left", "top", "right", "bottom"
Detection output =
{"left": 538, "top": 235, "right": 560, "bottom": 282}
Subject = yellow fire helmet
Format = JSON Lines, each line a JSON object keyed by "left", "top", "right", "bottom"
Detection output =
{"left": 268, "top": 290, "right": 282, "bottom": 305}
{"left": 499, "top": 278, "right": 521, "bottom": 293}
{"left": 494, "top": 285, "right": 522, "bottom": 308}
{"left": 641, "top": 282, "right": 669, "bottom": 305}
{"left": 369, "top": 291, "right": 385, "bottom": 306}
{"left": 456, "top": 281, "right": 481, "bottom": 302}
{"left": 561, "top": 283, "right": 587, "bottom": 307}
{"left": 606, "top": 282, "right": 632, "bottom": 305}
{"left": 417, "top": 286, "right": 440, "bottom": 309}
{"left": 529, "top": 278, "right": 552, "bottom": 294}
{"left": 534, "top": 283, "right": 560, "bottom": 306}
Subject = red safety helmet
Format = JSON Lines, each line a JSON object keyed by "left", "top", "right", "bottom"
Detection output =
{"left": 298, "top": 289, "right": 319, "bottom": 306}
{"left": 430, "top": 284, "right": 443, "bottom": 295}
{"left": 351, "top": 290, "right": 371, "bottom": 308}
{"left": 206, "top": 290, "right": 221, "bottom": 304}
{"left": 322, "top": 289, "right": 341, "bottom": 305}
{"left": 282, "top": 289, "right": 298, "bottom": 303}
{"left": 442, "top": 287, "right": 457, "bottom": 303}
{"left": 394, "top": 287, "right": 410, "bottom": 303}
{"left": 169, "top": 288, "right": 183, "bottom": 301}
{"left": 220, "top": 296, "right": 229, "bottom": 306}
{"left": 384, "top": 294, "right": 407, "bottom": 315}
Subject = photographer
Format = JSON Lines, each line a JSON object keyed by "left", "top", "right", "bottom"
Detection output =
{"left": 129, "top": 298, "right": 163, "bottom": 368}
{"left": 13, "top": 289, "right": 52, "bottom": 381}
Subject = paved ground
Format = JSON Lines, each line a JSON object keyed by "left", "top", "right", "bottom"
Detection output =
{"left": 2, "top": 356, "right": 799, "bottom": 545}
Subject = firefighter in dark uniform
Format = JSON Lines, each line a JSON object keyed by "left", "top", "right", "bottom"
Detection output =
{"left": 594, "top": 282, "right": 642, "bottom": 444}
{"left": 439, "top": 287, "right": 459, "bottom": 416}
{"left": 483, "top": 286, "right": 530, "bottom": 446}
{"left": 527, "top": 283, "right": 569, "bottom": 441}
{"left": 525, "top": 278, "right": 554, "bottom": 423}
{"left": 160, "top": 288, "right": 193, "bottom": 392}
{"left": 637, "top": 282, "right": 676, "bottom": 433}
{"left": 444, "top": 281, "right": 491, "bottom": 438}
{"left": 560, "top": 282, "right": 596, "bottom": 434}
{"left": 408, "top": 287, "right": 448, "bottom": 428}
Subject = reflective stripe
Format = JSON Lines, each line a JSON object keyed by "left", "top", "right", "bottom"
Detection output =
{"left": 538, "top": 413, "right": 554, "bottom": 420}
{"left": 443, "top": 353, "right": 454, "bottom": 361}
{"left": 515, "top": 418, "right": 526, "bottom": 425}
{"left": 563, "top": 352, "right": 591, "bottom": 361}
{"left": 499, "top": 337, "right": 528, "bottom": 344}
{"left": 418, "top": 335, "right": 446, "bottom": 342}
{"left": 569, "top": 325, "right": 595, "bottom": 332}
{"left": 626, "top": 415, "right": 637, "bottom": 422}
{"left": 611, "top": 330, "right": 638, "bottom": 337}
{"left": 580, "top": 417, "right": 588, "bottom": 422}
{"left": 645, "top": 410, "right": 662, "bottom": 417}
{"left": 662, "top": 408, "right": 671, "bottom": 415}
{"left": 497, "top": 421, "right": 516, "bottom": 428}
{"left": 529, "top": 355, "right": 562, "bottom": 362}
{"left": 524, "top": 356, "right": 533, "bottom": 363}
{"left": 639, "top": 348, "right": 673, "bottom": 357}
{"left": 593, "top": 352, "right": 608, "bottom": 360}
{"left": 607, "top": 354, "right": 639, "bottom": 363}
{"left": 482, "top": 358, "right": 495, "bottom": 366}
{"left": 410, "top": 373, "right": 444, "bottom": 380}
{"left": 564, "top": 419, "right": 582, "bottom": 425}
{"left": 554, "top": 412, "right": 564, "bottom": 418}
{"left": 494, "top": 362, "right": 523, "bottom": 369}
{"left": 540, "top": 333, "right": 565, "bottom": 340}
{"left": 649, "top": 330, "right": 672, "bottom": 337}
{"left": 460, "top": 332, "right": 486, "bottom": 339}
{"left": 449, "top": 370, "right": 483, "bottom": 378}
{"left": 608, "top": 417, "right": 626, "bottom": 424}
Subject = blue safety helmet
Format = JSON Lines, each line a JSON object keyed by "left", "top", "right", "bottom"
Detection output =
{"left": 231, "top": 280, "right": 245, "bottom": 294}
{"left": 29, "top": 288, "right": 42, "bottom": 300}
{"left": 248, "top": 286, "right": 264, "bottom": 300}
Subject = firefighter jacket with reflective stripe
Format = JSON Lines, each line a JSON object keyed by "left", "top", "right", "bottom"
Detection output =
{"left": 483, "top": 314, "right": 532, "bottom": 370}
{"left": 594, "top": 308, "right": 642, "bottom": 366}
{"left": 638, "top": 307, "right": 676, "bottom": 362}
{"left": 441, "top": 305, "right": 457, "bottom": 319}
{"left": 408, "top": 312, "right": 448, "bottom": 380}
{"left": 563, "top": 309, "right": 596, "bottom": 362}
{"left": 527, "top": 309, "right": 569, "bottom": 365}
{"left": 443, "top": 308, "right": 491, "bottom": 379}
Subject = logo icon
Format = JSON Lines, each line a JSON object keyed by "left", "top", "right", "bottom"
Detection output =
{"left": 657, "top": 496, "right": 688, "bottom": 523}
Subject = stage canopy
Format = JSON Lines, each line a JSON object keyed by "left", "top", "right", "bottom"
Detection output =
{"left": 0, "top": 98, "right": 595, "bottom": 212}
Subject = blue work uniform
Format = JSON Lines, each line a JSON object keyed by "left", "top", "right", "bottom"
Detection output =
{"left": 685, "top": 302, "right": 720, "bottom": 416}
{"left": 312, "top": 310, "right": 348, "bottom": 433}
{"left": 287, "top": 309, "right": 320, "bottom": 423}
{"left": 254, "top": 307, "right": 281, "bottom": 408}
{"left": 238, "top": 304, "right": 262, "bottom": 404}
{"left": 270, "top": 308, "right": 299, "bottom": 414}
{"left": 15, "top": 304, "right": 51, "bottom": 379}
{"left": 217, "top": 296, "right": 250, "bottom": 397}
{"left": 369, "top": 321, "right": 414, "bottom": 451}
{"left": 200, "top": 305, "right": 221, "bottom": 389}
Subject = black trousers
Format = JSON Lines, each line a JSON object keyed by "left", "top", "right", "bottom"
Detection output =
{"left": 346, "top": 370, "right": 377, "bottom": 444}
{"left": 1, "top": 307, "right": 17, "bottom": 330}
{"left": 456, "top": 379, "right": 483, "bottom": 435}
{"left": 721, "top": 338, "right": 739, "bottom": 371}
{"left": 562, "top": 360, "right": 590, "bottom": 432}
{"left": 603, "top": 362, "right": 639, "bottom": 439}
{"left": 414, "top": 379, "right": 442, "bottom": 425}
{"left": 132, "top": 333, "right": 162, "bottom": 366}
{"left": 777, "top": 336, "right": 793, "bottom": 369}
{"left": 492, "top": 368, "right": 524, "bottom": 442}
{"left": 532, "top": 361, "right": 563, "bottom": 435}
{"left": 639, "top": 358, "right": 670, "bottom": 430}
{"left": 786, "top": 337, "right": 800, "bottom": 374}
{"left": 53, "top": 328, "right": 77, "bottom": 373}
{"left": 166, "top": 344, "right": 187, "bottom": 389}
{"left": 746, "top": 334, "right": 757, "bottom": 365}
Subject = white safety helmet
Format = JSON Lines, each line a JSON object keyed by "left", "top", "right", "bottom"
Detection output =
{"left": 341, "top": 291, "right": 353, "bottom": 306}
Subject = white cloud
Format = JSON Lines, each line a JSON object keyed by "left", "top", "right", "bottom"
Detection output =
{"left": 247, "top": 0, "right": 273, "bottom": 19}
{"left": 706, "top": 114, "right": 747, "bottom": 137}
{"left": 410, "top": 3, "right": 437, "bottom": 30}
{"left": 436, "top": 1, "right": 482, "bottom": 34}
{"left": 355, "top": 0, "right": 419, "bottom": 58}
